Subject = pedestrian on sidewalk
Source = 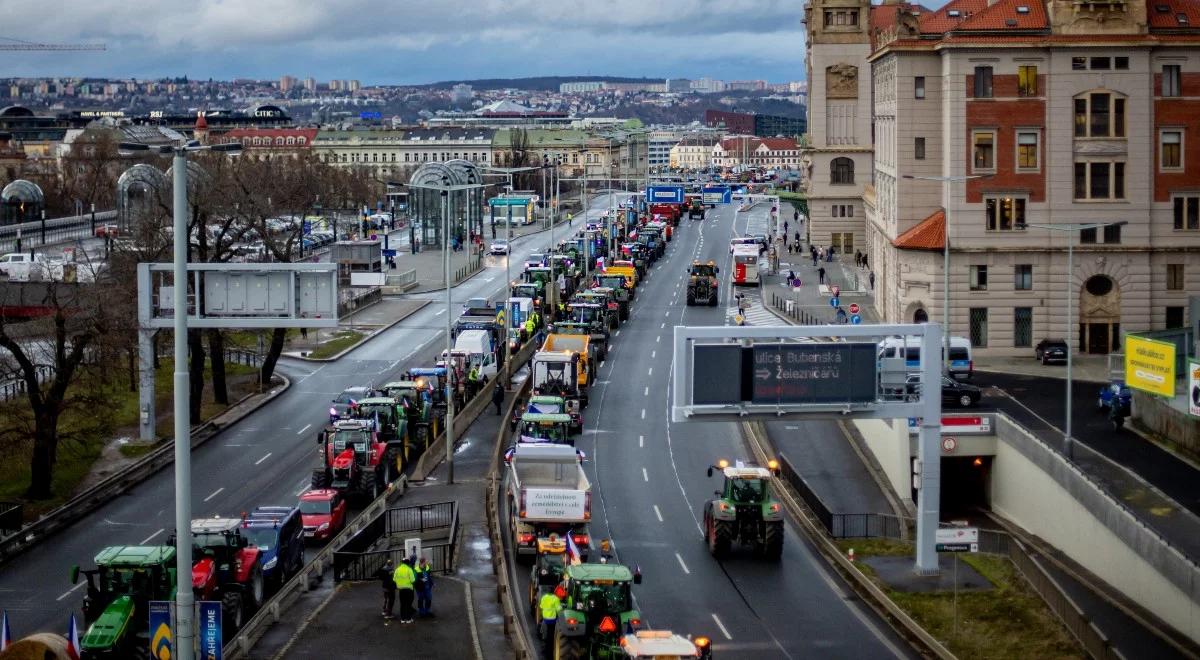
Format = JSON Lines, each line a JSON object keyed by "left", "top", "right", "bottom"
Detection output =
{"left": 784, "top": 220, "right": 789, "bottom": 236}
{"left": 493, "top": 381, "right": 505, "bottom": 415}
{"left": 376, "top": 558, "right": 397, "bottom": 619}
{"left": 414, "top": 237, "right": 421, "bottom": 254}
{"left": 793, "top": 209, "right": 799, "bottom": 223}
{"left": 869, "top": 271, "right": 876, "bottom": 290}
{"left": 818, "top": 266, "right": 826, "bottom": 284}
{"left": 787, "top": 269, "right": 796, "bottom": 287}
{"left": 862, "top": 253, "right": 868, "bottom": 269}
{"left": 393, "top": 556, "right": 417, "bottom": 623}
{"left": 415, "top": 556, "right": 434, "bottom": 617}
{"left": 855, "top": 250, "right": 862, "bottom": 268}
{"left": 795, "top": 230, "right": 801, "bottom": 245}
{"left": 811, "top": 248, "right": 818, "bottom": 267}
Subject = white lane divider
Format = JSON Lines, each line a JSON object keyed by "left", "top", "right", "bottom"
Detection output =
{"left": 641, "top": 408, "right": 646, "bottom": 419}
{"left": 660, "top": 322, "right": 665, "bottom": 329}
{"left": 56, "top": 582, "right": 85, "bottom": 601}
{"left": 615, "top": 330, "right": 621, "bottom": 337}
{"left": 638, "top": 435, "right": 644, "bottom": 448}
{"left": 651, "top": 351, "right": 656, "bottom": 359}
{"left": 711, "top": 613, "right": 733, "bottom": 640}
{"left": 653, "top": 505, "right": 664, "bottom": 522}
{"left": 648, "top": 368, "right": 653, "bottom": 376}
{"left": 435, "top": 308, "right": 446, "bottom": 315}
{"left": 644, "top": 387, "right": 649, "bottom": 396}
{"left": 642, "top": 467, "right": 649, "bottom": 482}
{"left": 297, "top": 423, "right": 312, "bottom": 435}
{"left": 255, "top": 452, "right": 273, "bottom": 465}
{"left": 675, "top": 552, "right": 691, "bottom": 575}
{"left": 140, "top": 528, "right": 165, "bottom": 545}
{"left": 296, "top": 485, "right": 309, "bottom": 497}
{"left": 203, "top": 487, "right": 224, "bottom": 502}
{"left": 656, "top": 336, "right": 661, "bottom": 343}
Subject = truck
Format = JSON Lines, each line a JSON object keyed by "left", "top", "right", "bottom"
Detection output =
{"left": 543, "top": 331, "right": 600, "bottom": 377}
{"left": 621, "top": 631, "right": 712, "bottom": 660}
{"left": 453, "top": 328, "right": 499, "bottom": 381}
{"left": 507, "top": 443, "right": 592, "bottom": 562}
{"left": 531, "top": 348, "right": 589, "bottom": 412}
{"left": 70, "top": 546, "right": 177, "bottom": 659}
{"left": 649, "top": 202, "right": 682, "bottom": 227}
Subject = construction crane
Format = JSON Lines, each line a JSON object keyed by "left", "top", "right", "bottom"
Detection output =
{"left": 0, "top": 36, "right": 105, "bottom": 51}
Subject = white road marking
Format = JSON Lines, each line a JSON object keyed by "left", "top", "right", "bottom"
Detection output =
{"left": 203, "top": 487, "right": 224, "bottom": 502}
{"left": 56, "top": 582, "right": 85, "bottom": 601}
{"left": 435, "top": 308, "right": 446, "bottom": 315}
{"left": 615, "top": 330, "right": 621, "bottom": 337}
{"left": 255, "top": 452, "right": 273, "bottom": 465}
{"left": 711, "top": 613, "right": 733, "bottom": 640}
{"left": 140, "top": 528, "right": 164, "bottom": 544}
{"left": 640, "top": 408, "right": 646, "bottom": 419}
{"left": 656, "top": 336, "right": 660, "bottom": 343}
{"left": 644, "top": 387, "right": 649, "bottom": 396}
{"left": 675, "top": 552, "right": 691, "bottom": 574}
{"left": 653, "top": 505, "right": 664, "bottom": 522}
{"left": 648, "top": 368, "right": 653, "bottom": 376}
{"left": 665, "top": 311, "right": 670, "bottom": 317}
{"left": 297, "top": 423, "right": 312, "bottom": 435}
{"left": 296, "top": 485, "right": 310, "bottom": 496}
{"left": 660, "top": 322, "right": 665, "bottom": 329}
{"left": 639, "top": 435, "right": 644, "bottom": 448}
{"left": 651, "top": 350, "right": 656, "bottom": 359}
{"left": 642, "top": 467, "right": 649, "bottom": 481}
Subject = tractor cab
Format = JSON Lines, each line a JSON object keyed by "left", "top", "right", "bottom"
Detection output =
{"left": 188, "top": 517, "right": 265, "bottom": 635}
{"left": 621, "top": 630, "right": 712, "bottom": 660}
{"left": 70, "top": 546, "right": 178, "bottom": 658}
{"left": 352, "top": 396, "right": 405, "bottom": 443}
{"left": 554, "top": 563, "right": 643, "bottom": 658}
{"left": 703, "top": 459, "right": 784, "bottom": 560}
{"left": 518, "top": 412, "right": 574, "bottom": 446}
{"left": 529, "top": 535, "right": 570, "bottom": 620}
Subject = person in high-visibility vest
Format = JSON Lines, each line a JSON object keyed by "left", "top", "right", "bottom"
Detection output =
{"left": 538, "top": 585, "right": 566, "bottom": 651}
{"left": 392, "top": 556, "right": 417, "bottom": 623}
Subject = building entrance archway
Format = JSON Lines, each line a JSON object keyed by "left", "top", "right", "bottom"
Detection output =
{"left": 1079, "top": 275, "right": 1121, "bottom": 354}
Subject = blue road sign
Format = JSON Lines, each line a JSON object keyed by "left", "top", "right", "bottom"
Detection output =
{"left": 702, "top": 185, "right": 732, "bottom": 205}
{"left": 830, "top": 297, "right": 840, "bottom": 308}
{"left": 851, "top": 314, "right": 862, "bottom": 325}
{"left": 382, "top": 249, "right": 397, "bottom": 257}
{"left": 199, "top": 601, "right": 222, "bottom": 660}
{"left": 302, "top": 221, "right": 312, "bottom": 235}
{"left": 646, "top": 185, "right": 685, "bottom": 204}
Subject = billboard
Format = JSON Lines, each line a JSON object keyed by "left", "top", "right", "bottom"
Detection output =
{"left": 1125, "top": 335, "right": 1176, "bottom": 397}
{"left": 149, "top": 601, "right": 173, "bottom": 660}
{"left": 646, "top": 185, "right": 685, "bottom": 204}
{"left": 750, "top": 343, "right": 877, "bottom": 405}
{"left": 1189, "top": 359, "right": 1200, "bottom": 417}
{"left": 198, "top": 601, "right": 222, "bottom": 660}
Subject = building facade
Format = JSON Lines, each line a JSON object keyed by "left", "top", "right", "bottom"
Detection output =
{"left": 864, "top": 0, "right": 1200, "bottom": 356}
{"left": 313, "top": 127, "right": 495, "bottom": 178}
{"left": 801, "top": 0, "right": 875, "bottom": 255}
{"left": 712, "top": 137, "right": 802, "bottom": 169}
{"left": 670, "top": 136, "right": 719, "bottom": 170}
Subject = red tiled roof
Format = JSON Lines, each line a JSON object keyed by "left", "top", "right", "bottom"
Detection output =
{"left": 919, "top": 0, "right": 988, "bottom": 34}
{"left": 893, "top": 209, "right": 945, "bottom": 251}
{"left": 758, "top": 137, "right": 798, "bottom": 150}
{"left": 222, "top": 128, "right": 319, "bottom": 140}
{"left": 1148, "top": 0, "right": 1200, "bottom": 29}
{"left": 953, "top": 0, "right": 1049, "bottom": 31}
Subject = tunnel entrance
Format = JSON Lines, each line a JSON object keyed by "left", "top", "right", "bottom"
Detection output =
{"left": 939, "top": 456, "right": 992, "bottom": 515}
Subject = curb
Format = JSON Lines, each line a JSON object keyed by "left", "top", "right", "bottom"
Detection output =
{"left": 0, "top": 373, "right": 291, "bottom": 567}
{"left": 289, "top": 300, "right": 432, "bottom": 362}
{"left": 975, "top": 367, "right": 1111, "bottom": 386}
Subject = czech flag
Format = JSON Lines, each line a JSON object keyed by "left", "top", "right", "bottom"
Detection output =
{"left": 1, "top": 610, "right": 12, "bottom": 650}
{"left": 66, "top": 613, "right": 81, "bottom": 660}
{"left": 565, "top": 531, "right": 582, "bottom": 566}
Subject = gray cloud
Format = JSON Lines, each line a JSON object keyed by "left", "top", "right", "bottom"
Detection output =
{"left": 1, "top": 0, "right": 806, "bottom": 83}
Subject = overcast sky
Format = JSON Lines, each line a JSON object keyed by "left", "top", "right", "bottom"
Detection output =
{"left": 2, "top": 0, "right": 807, "bottom": 84}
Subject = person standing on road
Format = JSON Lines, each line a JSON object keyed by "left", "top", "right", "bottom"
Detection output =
{"left": 492, "top": 381, "right": 505, "bottom": 415}
{"left": 818, "top": 266, "right": 826, "bottom": 285}
{"left": 539, "top": 585, "right": 565, "bottom": 652}
{"left": 376, "top": 558, "right": 397, "bottom": 619}
{"left": 415, "top": 556, "right": 434, "bottom": 617}
{"left": 467, "top": 365, "right": 481, "bottom": 398}
{"left": 393, "top": 556, "right": 417, "bottom": 623}
{"left": 869, "top": 271, "right": 876, "bottom": 290}
{"left": 793, "top": 209, "right": 799, "bottom": 223}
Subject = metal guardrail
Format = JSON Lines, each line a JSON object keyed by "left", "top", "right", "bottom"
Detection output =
{"left": 0, "top": 211, "right": 119, "bottom": 253}
{"left": 0, "top": 502, "right": 22, "bottom": 535}
{"left": 0, "top": 365, "right": 54, "bottom": 403}
{"left": 338, "top": 286, "right": 382, "bottom": 317}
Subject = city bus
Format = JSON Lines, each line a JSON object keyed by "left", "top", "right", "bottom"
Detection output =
{"left": 731, "top": 244, "right": 760, "bottom": 286}
{"left": 488, "top": 196, "right": 536, "bottom": 226}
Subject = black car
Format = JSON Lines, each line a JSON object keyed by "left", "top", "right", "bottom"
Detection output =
{"left": 906, "top": 375, "right": 982, "bottom": 408}
{"left": 1035, "top": 339, "right": 1069, "bottom": 365}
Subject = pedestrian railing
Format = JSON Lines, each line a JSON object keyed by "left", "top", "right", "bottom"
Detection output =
{"left": 0, "top": 211, "right": 119, "bottom": 253}
{"left": 0, "top": 365, "right": 54, "bottom": 403}
{"left": 387, "top": 269, "right": 417, "bottom": 289}
{"left": 769, "top": 292, "right": 829, "bottom": 325}
{"left": 333, "top": 501, "right": 459, "bottom": 581}
{"left": 337, "top": 286, "right": 382, "bottom": 317}
{"left": 0, "top": 502, "right": 22, "bottom": 535}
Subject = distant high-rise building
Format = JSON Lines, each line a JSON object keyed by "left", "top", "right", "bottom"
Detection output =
{"left": 691, "top": 78, "right": 727, "bottom": 94}
{"left": 451, "top": 83, "right": 475, "bottom": 105}
{"left": 303, "top": 77, "right": 316, "bottom": 92}
{"left": 279, "top": 75, "right": 297, "bottom": 92}
{"left": 559, "top": 81, "right": 605, "bottom": 93}
{"left": 788, "top": 80, "right": 808, "bottom": 94}
{"left": 665, "top": 78, "right": 692, "bottom": 93}
{"left": 726, "top": 80, "right": 768, "bottom": 91}
{"left": 348, "top": 80, "right": 361, "bottom": 92}
{"left": 329, "top": 80, "right": 341, "bottom": 91}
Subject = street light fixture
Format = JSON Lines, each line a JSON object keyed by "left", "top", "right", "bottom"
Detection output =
{"left": 901, "top": 174, "right": 989, "bottom": 375}
{"left": 118, "top": 138, "right": 241, "bottom": 660}
{"left": 1025, "top": 220, "right": 1128, "bottom": 460}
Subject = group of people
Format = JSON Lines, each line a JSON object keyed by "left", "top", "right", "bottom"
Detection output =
{"left": 377, "top": 555, "right": 435, "bottom": 623}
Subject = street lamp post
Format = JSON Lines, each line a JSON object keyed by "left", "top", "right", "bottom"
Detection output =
{"left": 119, "top": 138, "right": 240, "bottom": 660}
{"left": 1026, "top": 220, "right": 1127, "bottom": 460}
{"left": 480, "top": 166, "right": 539, "bottom": 390}
{"left": 901, "top": 174, "right": 988, "bottom": 375}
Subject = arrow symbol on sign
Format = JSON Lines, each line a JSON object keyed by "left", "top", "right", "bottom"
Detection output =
{"left": 755, "top": 368, "right": 771, "bottom": 379}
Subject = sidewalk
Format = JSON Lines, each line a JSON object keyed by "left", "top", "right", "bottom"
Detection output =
{"left": 273, "top": 369, "right": 524, "bottom": 660}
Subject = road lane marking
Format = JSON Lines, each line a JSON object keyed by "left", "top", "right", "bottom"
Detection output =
{"left": 665, "top": 311, "right": 670, "bottom": 317}
{"left": 653, "top": 505, "right": 663, "bottom": 522}
{"left": 644, "top": 387, "right": 649, "bottom": 396}
{"left": 297, "top": 423, "right": 312, "bottom": 435}
{"left": 640, "top": 408, "right": 646, "bottom": 419}
{"left": 648, "top": 368, "right": 653, "bottom": 376}
{"left": 57, "top": 582, "right": 85, "bottom": 601}
{"left": 675, "top": 552, "right": 691, "bottom": 574}
{"left": 140, "top": 528, "right": 164, "bottom": 544}
{"left": 615, "top": 330, "right": 621, "bottom": 337}
{"left": 656, "top": 336, "right": 660, "bottom": 343}
{"left": 642, "top": 467, "right": 649, "bottom": 481}
{"left": 711, "top": 613, "right": 733, "bottom": 640}
{"left": 255, "top": 452, "right": 273, "bottom": 465}
{"left": 639, "top": 435, "right": 644, "bottom": 448}
{"left": 435, "top": 308, "right": 446, "bottom": 315}
{"left": 660, "top": 322, "right": 665, "bottom": 329}
{"left": 203, "top": 487, "right": 224, "bottom": 502}
{"left": 296, "top": 486, "right": 309, "bottom": 497}
{"left": 651, "top": 351, "right": 656, "bottom": 359}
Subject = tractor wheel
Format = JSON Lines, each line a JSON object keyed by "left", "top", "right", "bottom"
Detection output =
{"left": 246, "top": 563, "right": 265, "bottom": 611}
{"left": 708, "top": 293, "right": 718, "bottom": 307}
{"left": 222, "top": 592, "right": 245, "bottom": 636}
{"left": 554, "top": 630, "right": 587, "bottom": 660}
{"left": 763, "top": 522, "right": 784, "bottom": 560}
{"left": 686, "top": 290, "right": 695, "bottom": 306}
{"left": 709, "top": 518, "right": 733, "bottom": 559}
{"left": 310, "top": 468, "right": 329, "bottom": 490}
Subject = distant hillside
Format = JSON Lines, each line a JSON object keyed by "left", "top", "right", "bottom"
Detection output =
{"left": 422, "top": 76, "right": 665, "bottom": 91}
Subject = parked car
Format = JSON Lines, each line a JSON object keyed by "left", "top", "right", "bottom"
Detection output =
{"left": 94, "top": 223, "right": 119, "bottom": 238}
{"left": 332, "top": 385, "right": 372, "bottom": 417}
{"left": 1035, "top": 338, "right": 1069, "bottom": 365}
{"left": 490, "top": 239, "right": 510, "bottom": 255}
{"left": 299, "top": 489, "right": 347, "bottom": 542}
{"left": 1097, "top": 380, "right": 1132, "bottom": 415}
{"left": 906, "top": 375, "right": 982, "bottom": 408}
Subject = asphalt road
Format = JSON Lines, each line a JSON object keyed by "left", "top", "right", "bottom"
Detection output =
{"left": 0, "top": 212, "right": 565, "bottom": 639}
{"left": 507, "top": 200, "right": 912, "bottom": 658}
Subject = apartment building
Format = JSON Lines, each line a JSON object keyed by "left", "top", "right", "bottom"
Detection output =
{"left": 313, "top": 128, "right": 495, "bottom": 178}
{"left": 864, "top": 0, "right": 1200, "bottom": 356}
{"left": 670, "top": 136, "right": 720, "bottom": 170}
{"left": 712, "top": 137, "right": 803, "bottom": 169}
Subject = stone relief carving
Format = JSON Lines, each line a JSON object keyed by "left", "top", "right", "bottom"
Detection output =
{"left": 826, "top": 64, "right": 859, "bottom": 99}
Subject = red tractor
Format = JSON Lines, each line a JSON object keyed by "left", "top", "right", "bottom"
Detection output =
{"left": 189, "top": 517, "right": 265, "bottom": 635}
{"left": 649, "top": 203, "right": 682, "bottom": 228}
{"left": 311, "top": 418, "right": 397, "bottom": 501}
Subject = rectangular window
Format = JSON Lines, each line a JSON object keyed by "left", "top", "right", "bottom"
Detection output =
{"left": 1017, "top": 131, "right": 1039, "bottom": 169}
{"left": 1161, "top": 130, "right": 1182, "bottom": 169}
{"left": 1018, "top": 65, "right": 1038, "bottom": 96}
{"left": 824, "top": 10, "right": 834, "bottom": 26}
{"left": 1091, "top": 57, "right": 1111, "bottom": 70}
{"left": 1074, "top": 98, "right": 1088, "bottom": 137}
{"left": 974, "top": 67, "right": 993, "bottom": 98}
{"left": 1090, "top": 162, "right": 1109, "bottom": 198}
{"left": 1072, "top": 57, "right": 1087, "bottom": 70}
{"left": 849, "top": 10, "right": 858, "bottom": 25}
{"left": 1015, "top": 264, "right": 1033, "bottom": 290}
{"left": 832, "top": 205, "right": 840, "bottom": 218}
{"left": 1114, "top": 98, "right": 1125, "bottom": 137}
{"left": 1174, "top": 196, "right": 1200, "bottom": 230}
{"left": 1103, "top": 222, "right": 1121, "bottom": 244}
{"left": 1090, "top": 93, "right": 1110, "bottom": 137}
{"left": 970, "top": 265, "right": 988, "bottom": 291}
{"left": 915, "top": 76, "right": 926, "bottom": 99}
{"left": 1166, "top": 306, "right": 1185, "bottom": 329}
{"left": 1014, "top": 307, "right": 1033, "bottom": 347}
{"left": 984, "top": 197, "right": 1025, "bottom": 231}
{"left": 1115, "top": 56, "right": 1129, "bottom": 70}
{"left": 1163, "top": 65, "right": 1182, "bottom": 97}
{"left": 1114, "top": 162, "right": 1125, "bottom": 199}
{"left": 973, "top": 131, "right": 995, "bottom": 170}
{"left": 914, "top": 137, "right": 926, "bottom": 160}
{"left": 969, "top": 308, "right": 989, "bottom": 347}
{"left": 1167, "top": 264, "right": 1185, "bottom": 290}
{"left": 1081, "top": 227, "right": 1097, "bottom": 244}
{"left": 1075, "top": 161, "right": 1125, "bottom": 200}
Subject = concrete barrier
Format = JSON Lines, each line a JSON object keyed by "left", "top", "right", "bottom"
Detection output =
{"left": 1132, "top": 390, "right": 1200, "bottom": 465}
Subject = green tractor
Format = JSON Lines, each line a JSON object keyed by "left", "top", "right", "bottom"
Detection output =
{"left": 703, "top": 459, "right": 784, "bottom": 559}
{"left": 552, "top": 563, "right": 643, "bottom": 659}
{"left": 686, "top": 261, "right": 719, "bottom": 307}
{"left": 70, "top": 546, "right": 177, "bottom": 659}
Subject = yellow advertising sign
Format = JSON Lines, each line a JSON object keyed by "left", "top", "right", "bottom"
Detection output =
{"left": 1124, "top": 335, "right": 1176, "bottom": 397}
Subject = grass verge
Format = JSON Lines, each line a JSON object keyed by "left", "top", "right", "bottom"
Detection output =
{"left": 306, "top": 330, "right": 365, "bottom": 360}
{"left": 835, "top": 538, "right": 1084, "bottom": 659}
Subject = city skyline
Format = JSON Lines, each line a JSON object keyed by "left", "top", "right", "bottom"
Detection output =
{"left": 2, "top": 0, "right": 808, "bottom": 85}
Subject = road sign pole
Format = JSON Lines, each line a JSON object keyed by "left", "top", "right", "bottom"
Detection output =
{"left": 914, "top": 324, "right": 943, "bottom": 575}
{"left": 171, "top": 148, "right": 195, "bottom": 660}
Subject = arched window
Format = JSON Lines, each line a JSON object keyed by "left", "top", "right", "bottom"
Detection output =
{"left": 275, "top": 136, "right": 285, "bottom": 146}
{"left": 297, "top": 136, "right": 307, "bottom": 145}
{"left": 831, "top": 157, "right": 855, "bottom": 184}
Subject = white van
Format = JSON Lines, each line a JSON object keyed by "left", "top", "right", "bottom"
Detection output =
{"left": 0, "top": 253, "right": 45, "bottom": 277}
{"left": 877, "top": 335, "right": 974, "bottom": 380}
{"left": 453, "top": 329, "right": 498, "bottom": 380}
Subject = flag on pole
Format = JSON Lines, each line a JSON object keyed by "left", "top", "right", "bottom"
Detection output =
{"left": 565, "top": 531, "right": 582, "bottom": 565}
{"left": 66, "top": 613, "right": 81, "bottom": 660}
{"left": 1, "top": 609, "right": 12, "bottom": 650}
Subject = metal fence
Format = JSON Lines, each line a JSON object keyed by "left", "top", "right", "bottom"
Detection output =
{"left": 0, "top": 502, "right": 22, "bottom": 535}
{"left": 830, "top": 513, "right": 907, "bottom": 540}
{"left": 770, "top": 292, "right": 831, "bottom": 325}
{"left": 777, "top": 453, "right": 833, "bottom": 530}
{"left": 338, "top": 286, "right": 382, "bottom": 317}
{"left": 332, "top": 500, "right": 458, "bottom": 581}
{"left": 0, "top": 365, "right": 54, "bottom": 403}
{"left": 0, "top": 211, "right": 119, "bottom": 253}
